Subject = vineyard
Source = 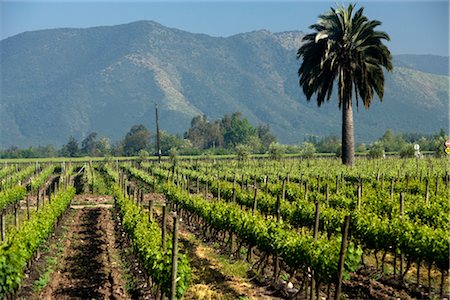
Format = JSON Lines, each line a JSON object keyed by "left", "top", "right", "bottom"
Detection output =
{"left": 0, "top": 156, "right": 448, "bottom": 299}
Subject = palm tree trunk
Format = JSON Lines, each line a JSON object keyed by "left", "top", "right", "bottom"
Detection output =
{"left": 342, "top": 100, "right": 355, "bottom": 166}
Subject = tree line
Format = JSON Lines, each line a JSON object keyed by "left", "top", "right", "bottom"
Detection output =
{"left": 0, "top": 112, "right": 274, "bottom": 158}
{"left": 0, "top": 110, "right": 447, "bottom": 159}
{"left": 304, "top": 128, "right": 448, "bottom": 158}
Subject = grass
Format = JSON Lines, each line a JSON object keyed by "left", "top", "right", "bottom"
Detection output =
{"left": 33, "top": 256, "right": 57, "bottom": 291}
{"left": 181, "top": 229, "right": 251, "bottom": 286}
{"left": 120, "top": 247, "right": 138, "bottom": 293}
{"left": 215, "top": 255, "right": 249, "bottom": 279}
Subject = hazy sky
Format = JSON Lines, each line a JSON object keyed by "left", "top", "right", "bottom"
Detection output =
{"left": 1, "top": 0, "right": 449, "bottom": 56}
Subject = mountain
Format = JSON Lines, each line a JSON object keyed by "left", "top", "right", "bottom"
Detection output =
{"left": 394, "top": 54, "right": 449, "bottom": 76}
{"left": 0, "top": 21, "right": 448, "bottom": 148}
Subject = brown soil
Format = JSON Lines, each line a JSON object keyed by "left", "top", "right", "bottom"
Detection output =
{"left": 72, "top": 194, "right": 113, "bottom": 204}
{"left": 39, "top": 199, "right": 128, "bottom": 300}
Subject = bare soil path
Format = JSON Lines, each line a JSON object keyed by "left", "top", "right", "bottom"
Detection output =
{"left": 39, "top": 196, "right": 129, "bottom": 300}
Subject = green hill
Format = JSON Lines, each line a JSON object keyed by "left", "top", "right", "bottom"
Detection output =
{"left": 1, "top": 21, "right": 448, "bottom": 147}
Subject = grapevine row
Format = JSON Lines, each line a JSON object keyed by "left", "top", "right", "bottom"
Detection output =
{"left": 0, "top": 187, "right": 75, "bottom": 297}
{"left": 140, "top": 162, "right": 449, "bottom": 271}
{"left": 163, "top": 182, "right": 361, "bottom": 285}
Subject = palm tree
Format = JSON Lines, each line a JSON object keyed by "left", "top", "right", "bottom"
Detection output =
{"left": 297, "top": 4, "right": 393, "bottom": 165}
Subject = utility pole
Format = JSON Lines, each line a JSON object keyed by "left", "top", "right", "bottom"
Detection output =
{"left": 155, "top": 103, "right": 161, "bottom": 163}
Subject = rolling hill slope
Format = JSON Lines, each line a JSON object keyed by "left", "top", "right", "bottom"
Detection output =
{"left": 0, "top": 21, "right": 448, "bottom": 147}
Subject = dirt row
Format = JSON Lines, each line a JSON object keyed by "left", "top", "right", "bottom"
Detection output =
{"left": 40, "top": 203, "right": 128, "bottom": 299}
{"left": 17, "top": 195, "right": 129, "bottom": 300}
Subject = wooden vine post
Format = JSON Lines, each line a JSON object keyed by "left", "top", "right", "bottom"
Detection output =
{"left": 276, "top": 195, "right": 281, "bottom": 222}
{"left": 357, "top": 185, "right": 362, "bottom": 211}
{"left": 169, "top": 215, "right": 179, "bottom": 300}
{"left": 252, "top": 187, "right": 257, "bottom": 214}
{"left": 434, "top": 176, "right": 439, "bottom": 196}
{"left": 14, "top": 203, "right": 19, "bottom": 229}
{"left": 310, "top": 201, "right": 320, "bottom": 300}
{"left": 37, "top": 189, "right": 42, "bottom": 210}
{"left": 126, "top": 184, "right": 130, "bottom": 199}
{"left": 399, "top": 193, "right": 404, "bottom": 278}
{"left": 233, "top": 175, "right": 237, "bottom": 200}
{"left": 265, "top": 175, "right": 269, "bottom": 195}
{"left": 26, "top": 194, "right": 30, "bottom": 220}
{"left": 335, "top": 215, "right": 350, "bottom": 300}
{"left": 273, "top": 194, "right": 281, "bottom": 283}
{"left": 89, "top": 160, "right": 94, "bottom": 194}
{"left": 0, "top": 209, "right": 5, "bottom": 241}
{"left": 149, "top": 200, "right": 154, "bottom": 222}
{"left": 313, "top": 202, "right": 320, "bottom": 238}
{"left": 390, "top": 178, "right": 394, "bottom": 202}
{"left": 232, "top": 185, "right": 236, "bottom": 203}
{"left": 162, "top": 204, "right": 167, "bottom": 251}
{"left": 133, "top": 187, "right": 138, "bottom": 204}
{"left": 360, "top": 177, "right": 363, "bottom": 197}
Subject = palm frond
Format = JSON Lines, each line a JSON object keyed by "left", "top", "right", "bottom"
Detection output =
{"left": 297, "top": 3, "right": 392, "bottom": 110}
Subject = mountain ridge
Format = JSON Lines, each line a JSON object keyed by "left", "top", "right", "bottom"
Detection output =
{"left": 1, "top": 20, "right": 448, "bottom": 148}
